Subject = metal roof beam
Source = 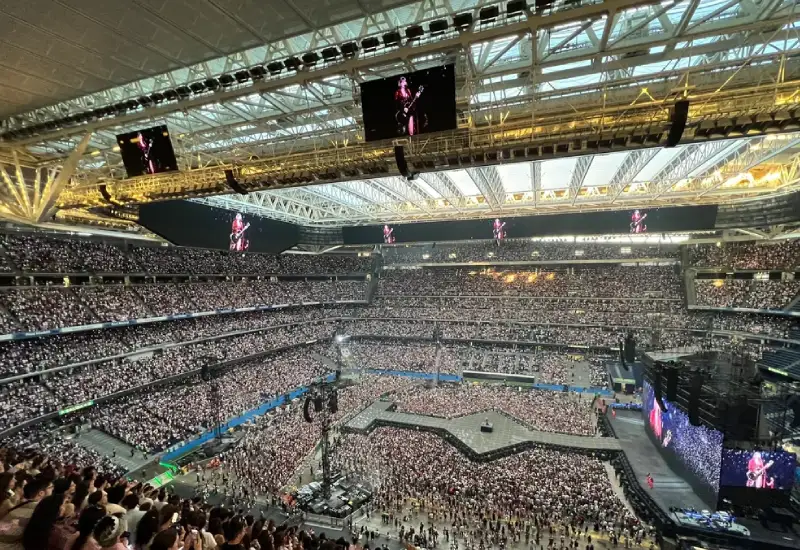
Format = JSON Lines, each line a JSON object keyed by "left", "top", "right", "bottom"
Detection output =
{"left": 570, "top": 154, "right": 593, "bottom": 205}
{"left": 609, "top": 149, "right": 659, "bottom": 202}
{"left": 469, "top": 166, "right": 506, "bottom": 210}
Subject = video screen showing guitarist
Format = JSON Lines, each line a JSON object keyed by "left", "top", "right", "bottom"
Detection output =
{"left": 229, "top": 212, "right": 250, "bottom": 252}
{"left": 746, "top": 452, "right": 774, "bottom": 489}
{"left": 395, "top": 77, "right": 425, "bottom": 136}
{"left": 630, "top": 209, "right": 647, "bottom": 233}
{"left": 493, "top": 218, "right": 506, "bottom": 241}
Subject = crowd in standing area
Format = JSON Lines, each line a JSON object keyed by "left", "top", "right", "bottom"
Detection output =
{"left": 334, "top": 428, "right": 650, "bottom": 550}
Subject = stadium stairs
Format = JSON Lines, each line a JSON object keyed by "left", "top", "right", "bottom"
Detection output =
{"left": 73, "top": 428, "right": 146, "bottom": 473}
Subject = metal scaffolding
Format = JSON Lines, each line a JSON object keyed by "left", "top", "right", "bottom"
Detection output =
{"left": 0, "top": 0, "right": 799, "bottom": 225}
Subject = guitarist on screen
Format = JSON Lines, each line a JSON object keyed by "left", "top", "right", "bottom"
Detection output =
{"left": 630, "top": 209, "right": 647, "bottom": 233}
{"left": 230, "top": 212, "right": 250, "bottom": 252}
{"left": 395, "top": 76, "right": 424, "bottom": 136}
{"left": 745, "top": 452, "right": 774, "bottom": 488}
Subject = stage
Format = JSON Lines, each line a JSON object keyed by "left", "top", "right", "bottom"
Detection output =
{"left": 346, "top": 399, "right": 621, "bottom": 456}
{"left": 611, "top": 410, "right": 799, "bottom": 549}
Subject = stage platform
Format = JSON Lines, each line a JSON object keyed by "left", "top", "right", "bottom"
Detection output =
{"left": 346, "top": 400, "right": 621, "bottom": 455}
{"left": 610, "top": 410, "right": 800, "bottom": 549}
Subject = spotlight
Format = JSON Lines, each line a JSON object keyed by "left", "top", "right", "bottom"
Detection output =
{"left": 429, "top": 20, "right": 448, "bottom": 35}
{"left": 125, "top": 100, "right": 139, "bottom": 110}
{"left": 453, "top": 13, "right": 474, "bottom": 29}
{"left": 284, "top": 57, "right": 301, "bottom": 71}
{"left": 267, "top": 62, "right": 283, "bottom": 75}
{"left": 189, "top": 82, "right": 206, "bottom": 94}
{"left": 218, "top": 74, "right": 235, "bottom": 87}
{"left": 507, "top": 0, "right": 527, "bottom": 15}
{"left": 341, "top": 42, "right": 358, "bottom": 58}
{"left": 163, "top": 89, "right": 179, "bottom": 101}
{"left": 175, "top": 86, "right": 191, "bottom": 98}
{"left": 302, "top": 52, "right": 320, "bottom": 66}
{"left": 479, "top": 6, "right": 500, "bottom": 22}
{"left": 321, "top": 47, "right": 339, "bottom": 62}
{"left": 361, "top": 37, "right": 379, "bottom": 52}
{"left": 234, "top": 70, "right": 250, "bottom": 83}
{"left": 405, "top": 25, "right": 424, "bottom": 40}
{"left": 249, "top": 66, "right": 267, "bottom": 80}
{"left": 381, "top": 31, "right": 400, "bottom": 47}
{"left": 204, "top": 78, "right": 220, "bottom": 90}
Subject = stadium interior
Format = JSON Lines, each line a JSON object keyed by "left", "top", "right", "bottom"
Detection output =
{"left": 0, "top": 1, "right": 799, "bottom": 550}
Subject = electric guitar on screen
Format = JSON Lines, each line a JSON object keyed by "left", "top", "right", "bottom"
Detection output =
{"left": 230, "top": 223, "right": 250, "bottom": 244}
{"left": 395, "top": 85, "right": 424, "bottom": 124}
{"left": 630, "top": 213, "right": 647, "bottom": 231}
{"left": 746, "top": 460, "right": 774, "bottom": 487}
{"left": 493, "top": 222, "right": 506, "bottom": 240}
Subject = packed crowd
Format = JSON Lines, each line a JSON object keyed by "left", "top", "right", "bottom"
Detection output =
{"left": 382, "top": 240, "right": 678, "bottom": 264}
{"left": 0, "top": 280, "right": 365, "bottom": 333}
{"left": 694, "top": 279, "right": 800, "bottom": 310}
{"left": 392, "top": 383, "right": 595, "bottom": 436}
{"left": 88, "top": 344, "right": 334, "bottom": 453}
{"left": 0, "top": 309, "right": 335, "bottom": 379}
{"left": 379, "top": 266, "right": 683, "bottom": 299}
{"left": 222, "top": 374, "right": 412, "bottom": 496}
{"left": 0, "top": 232, "right": 372, "bottom": 275}
{"left": 333, "top": 428, "right": 645, "bottom": 549}
{"left": 0, "top": 323, "right": 334, "bottom": 433}
{"left": 0, "top": 442, "right": 356, "bottom": 550}
{"left": 689, "top": 240, "right": 800, "bottom": 270}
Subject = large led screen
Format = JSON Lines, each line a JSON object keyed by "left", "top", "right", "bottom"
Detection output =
{"left": 720, "top": 449, "right": 796, "bottom": 491}
{"left": 643, "top": 381, "right": 723, "bottom": 500}
{"left": 360, "top": 64, "right": 457, "bottom": 142}
{"left": 116, "top": 125, "right": 179, "bottom": 178}
{"left": 138, "top": 199, "right": 299, "bottom": 254}
{"left": 343, "top": 205, "right": 719, "bottom": 244}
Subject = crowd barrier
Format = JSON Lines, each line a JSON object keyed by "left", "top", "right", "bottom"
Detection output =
{"left": 363, "top": 369, "right": 462, "bottom": 382}
{"left": 160, "top": 373, "right": 337, "bottom": 463}
{"left": 0, "top": 300, "right": 367, "bottom": 342}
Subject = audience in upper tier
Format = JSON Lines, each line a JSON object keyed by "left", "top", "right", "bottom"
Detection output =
{"left": 694, "top": 279, "right": 800, "bottom": 310}
{"left": 383, "top": 240, "right": 679, "bottom": 264}
{"left": 0, "top": 280, "right": 364, "bottom": 333}
{"left": 688, "top": 240, "right": 800, "bottom": 270}
{"left": 0, "top": 232, "right": 372, "bottom": 274}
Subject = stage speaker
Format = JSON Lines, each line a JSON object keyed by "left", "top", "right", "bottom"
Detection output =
{"left": 394, "top": 145, "right": 410, "bottom": 178}
{"left": 666, "top": 100, "right": 690, "bottom": 148}
{"left": 328, "top": 391, "right": 338, "bottom": 414}
{"left": 728, "top": 396, "right": 758, "bottom": 440}
{"left": 624, "top": 334, "right": 636, "bottom": 363}
{"left": 653, "top": 367, "right": 666, "bottom": 411}
{"left": 201, "top": 364, "right": 211, "bottom": 382}
{"left": 313, "top": 396, "right": 323, "bottom": 412}
{"left": 688, "top": 372, "right": 704, "bottom": 426}
{"left": 303, "top": 397, "right": 314, "bottom": 423}
{"left": 224, "top": 169, "right": 248, "bottom": 195}
{"left": 665, "top": 368, "right": 679, "bottom": 401}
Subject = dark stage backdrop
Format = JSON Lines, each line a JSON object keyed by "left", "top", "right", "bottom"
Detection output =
{"left": 343, "top": 205, "right": 719, "bottom": 244}
{"left": 138, "top": 200, "right": 299, "bottom": 253}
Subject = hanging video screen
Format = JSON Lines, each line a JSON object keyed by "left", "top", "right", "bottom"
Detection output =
{"left": 116, "top": 125, "right": 179, "bottom": 178}
{"left": 342, "top": 205, "right": 719, "bottom": 244}
{"left": 138, "top": 199, "right": 299, "bottom": 254}
{"left": 360, "top": 64, "right": 457, "bottom": 142}
{"left": 720, "top": 449, "right": 797, "bottom": 491}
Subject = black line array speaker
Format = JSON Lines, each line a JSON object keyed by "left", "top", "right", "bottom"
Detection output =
{"left": 394, "top": 145, "right": 409, "bottom": 177}
{"left": 666, "top": 100, "right": 690, "bottom": 148}
{"left": 653, "top": 368, "right": 666, "bottom": 412}
{"left": 688, "top": 372, "right": 704, "bottom": 426}
{"left": 665, "top": 368, "right": 679, "bottom": 401}
{"left": 624, "top": 334, "right": 636, "bottom": 363}
{"left": 224, "top": 169, "right": 248, "bottom": 195}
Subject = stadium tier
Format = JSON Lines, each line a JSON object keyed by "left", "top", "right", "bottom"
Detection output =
{"left": 2, "top": 0, "right": 800, "bottom": 543}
